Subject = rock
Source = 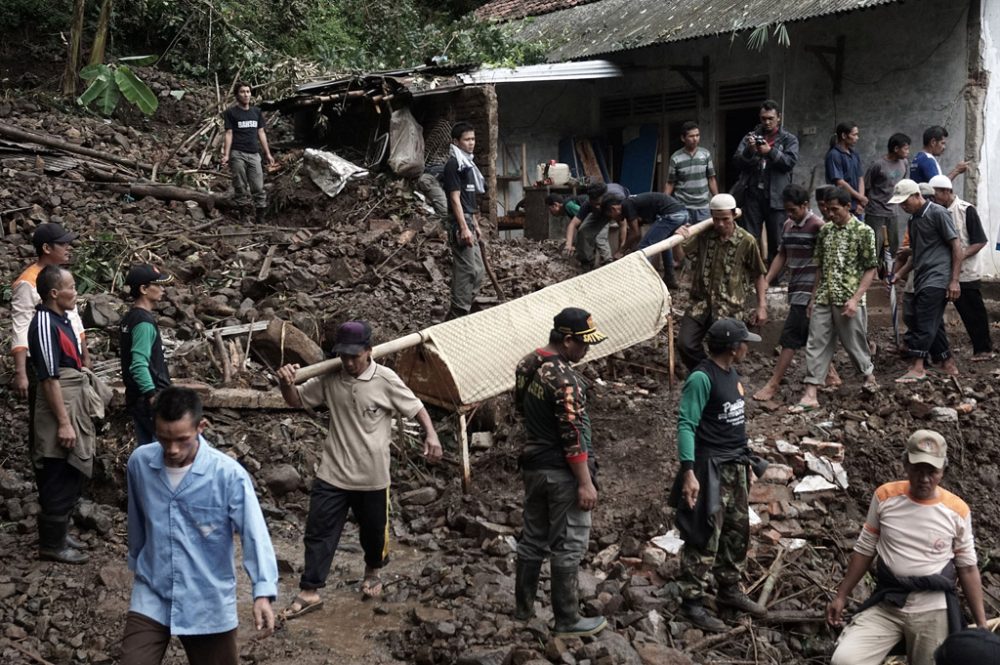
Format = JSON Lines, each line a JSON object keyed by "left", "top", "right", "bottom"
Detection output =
{"left": 0, "top": 582, "right": 16, "bottom": 599}
{"left": 578, "top": 570, "right": 601, "bottom": 599}
{"left": 929, "top": 407, "right": 958, "bottom": 422}
{"left": 250, "top": 319, "right": 325, "bottom": 367}
{"left": 748, "top": 483, "right": 793, "bottom": 504}
{"left": 413, "top": 606, "right": 452, "bottom": 624}
{"left": 401, "top": 487, "right": 438, "bottom": 506}
{"left": 435, "top": 621, "right": 457, "bottom": 637}
{"left": 457, "top": 648, "right": 508, "bottom": 665}
{"left": 760, "top": 464, "right": 794, "bottom": 483}
{"left": 5, "top": 623, "right": 27, "bottom": 640}
{"left": 98, "top": 563, "right": 132, "bottom": 590}
{"left": 263, "top": 464, "right": 301, "bottom": 496}
{"left": 620, "top": 535, "right": 642, "bottom": 557}
{"left": 594, "top": 543, "right": 621, "bottom": 568}
{"left": 81, "top": 292, "right": 123, "bottom": 329}
{"left": 465, "top": 518, "right": 516, "bottom": 540}
{"left": 470, "top": 432, "right": 493, "bottom": 450}
{"left": 75, "top": 500, "right": 113, "bottom": 535}
{"left": 634, "top": 642, "right": 694, "bottom": 665}
{"left": 798, "top": 439, "right": 845, "bottom": 462}
{"left": 546, "top": 637, "right": 570, "bottom": 661}
{"left": 640, "top": 546, "right": 666, "bottom": 568}
{"left": 591, "top": 630, "right": 642, "bottom": 665}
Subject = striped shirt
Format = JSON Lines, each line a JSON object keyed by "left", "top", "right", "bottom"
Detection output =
{"left": 667, "top": 147, "right": 716, "bottom": 208}
{"left": 778, "top": 211, "right": 824, "bottom": 306}
{"left": 27, "top": 305, "right": 82, "bottom": 380}
{"left": 854, "top": 481, "right": 976, "bottom": 614}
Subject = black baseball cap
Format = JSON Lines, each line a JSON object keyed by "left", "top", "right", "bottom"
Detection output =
{"left": 706, "top": 318, "right": 761, "bottom": 344}
{"left": 553, "top": 307, "right": 607, "bottom": 345}
{"left": 332, "top": 320, "right": 373, "bottom": 355}
{"left": 125, "top": 264, "right": 173, "bottom": 296}
{"left": 32, "top": 223, "right": 77, "bottom": 247}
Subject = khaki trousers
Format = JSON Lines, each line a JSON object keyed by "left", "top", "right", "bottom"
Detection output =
{"left": 830, "top": 603, "right": 948, "bottom": 665}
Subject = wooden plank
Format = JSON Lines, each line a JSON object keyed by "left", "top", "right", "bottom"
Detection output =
{"left": 110, "top": 385, "right": 295, "bottom": 410}
{"left": 575, "top": 139, "right": 604, "bottom": 183}
{"left": 458, "top": 412, "right": 471, "bottom": 493}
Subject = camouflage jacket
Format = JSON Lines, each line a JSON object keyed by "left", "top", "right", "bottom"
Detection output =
{"left": 514, "top": 348, "right": 592, "bottom": 468}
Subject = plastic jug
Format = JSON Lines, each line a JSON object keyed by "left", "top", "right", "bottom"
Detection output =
{"left": 536, "top": 161, "right": 571, "bottom": 186}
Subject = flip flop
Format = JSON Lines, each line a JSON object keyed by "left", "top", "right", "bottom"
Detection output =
{"left": 970, "top": 353, "right": 996, "bottom": 363}
{"left": 894, "top": 373, "right": 928, "bottom": 384}
{"left": 283, "top": 595, "right": 323, "bottom": 619}
{"left": 788, "top": 403, "right": 817, "bottom": 414}
{"left": 361, "top": 575, "right": 383, "bottom": 599}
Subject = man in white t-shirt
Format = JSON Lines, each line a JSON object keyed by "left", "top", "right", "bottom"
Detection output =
{"left": 276, "top": 320, "right": 442, "bottom": 618}
{"left": 827, "top": 430, "right": 987, "bottom": 665}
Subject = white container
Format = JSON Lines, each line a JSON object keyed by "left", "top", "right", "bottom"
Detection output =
{"left": 536, "top": 162, "right": 571, "bottom": 186}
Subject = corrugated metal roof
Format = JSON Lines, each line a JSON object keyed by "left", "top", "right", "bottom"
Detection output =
{"left": 504, "top": 0, "right": 905, "bottom": 61}
{"left": 475, "top": 0, "right": 599, "bottom": 21}
{"left": 458, "top": 60, "right": 622, "bottom": 84}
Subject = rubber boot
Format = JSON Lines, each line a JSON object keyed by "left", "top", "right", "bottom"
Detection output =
{"left": 681, "top": 598, "right": 727, "bottom": 633}
{"left": 65, "top": 531, "right": 85, "bottom": 550}
{"left": 38, "top": 515, "right": 89, "bottom": 564}
{"left": 514, "top": 559, "right": 542, "bottom": 620}
{"left": 444, "top": 304, "right": 468, "bottom": 321}
{"left": 551, "top": 566, "right": 607, "bottom": 637}
{"left": 717, "top": 584, "right": 767, "bottom": 617}
{"left": 255, "top": 206, "right": 267, "bottom": 223}
{"left": 662, "top": 251, "right": 680, "bottom": 291}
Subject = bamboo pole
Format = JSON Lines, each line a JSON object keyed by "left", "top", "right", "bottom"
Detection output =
{"left": 293, "top": 332, "right": 426, "bottom": 384}
{"left": 458, "top": 412, "right": 471, "bottom": 493}
{"left": 639, "top": 218, "right": 713, "bottom": 260}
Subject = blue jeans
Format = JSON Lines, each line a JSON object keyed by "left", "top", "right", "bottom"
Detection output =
{"left": 686, "top": 207, "right": 710, "bottom": 225}
{"left": 639, "top": 210, "right": 689, "bottom": 285}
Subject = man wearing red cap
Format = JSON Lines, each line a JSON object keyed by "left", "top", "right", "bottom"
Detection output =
{"left": 276, "top": 321, "right": 441, "bottom": 618}
{"left": 828, "top": 430, "right": 987, "bottom": 665}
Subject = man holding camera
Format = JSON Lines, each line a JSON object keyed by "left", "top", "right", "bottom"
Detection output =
{"left": 732, "top": 100, "right": 799, "bottom": 263}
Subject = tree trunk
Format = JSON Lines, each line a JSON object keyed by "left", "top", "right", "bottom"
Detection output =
{"left": 62, "top": 0, "right": 87, "bottom": 96}
{"left": 88, "top": 0, "right": 114, "bottom": 66}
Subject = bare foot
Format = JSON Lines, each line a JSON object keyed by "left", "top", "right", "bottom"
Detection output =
{"left": 940, "top": 359, "right": 960, "bottom": 376}
{"left": 753, "top": 383, "right": 779, "bottom": 401}
{"left": 826, "top": 366, "right": 842, "bottom": 387}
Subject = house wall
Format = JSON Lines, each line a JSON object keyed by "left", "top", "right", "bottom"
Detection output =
{"left": 497, "top": 0, "right": 994, "bottom": 264}
{"left": 978, "top": 0, "right": 1000, "bottom": 276}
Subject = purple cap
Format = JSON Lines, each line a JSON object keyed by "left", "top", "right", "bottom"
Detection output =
{"left": 332, "top": 321, "right": 372, "bottom": 355}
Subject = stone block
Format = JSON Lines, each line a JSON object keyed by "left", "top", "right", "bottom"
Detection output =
{"left": 749, "top": 483, "right": 793, "bottom": 504}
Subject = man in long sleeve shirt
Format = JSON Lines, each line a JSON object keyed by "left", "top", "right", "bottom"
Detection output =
{"left": 122, "top": 387, "right": 277, "bottom": 664}
{"left": 827, "top": 430, "right": 986, "bottom": 665}
{"left": 513, "top": 307, "right": 608, "bottom": 638}
{"left": 670, "top": 319, "right": 767, "bottom": 633}
{"left": 120, "top": 265, "right": 173, "bottom": 445}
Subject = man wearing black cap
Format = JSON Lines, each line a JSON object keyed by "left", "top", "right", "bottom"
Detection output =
{"left": 512, "top": 307, "right": 608, "bottom": 638}
{"left": 828, "top": 430, "right": 986, "bottom": 665}
{"left": 10, "top": 223, "right": 89, "bottom": 400}
{"left": 276, "top": 321, "right": 441, "bottom": 618}
{"left": 670, "top": 318, "right": 768, "bottom": 632}
{"left": 120, "top": 265, "right": 174, "bottom": 445}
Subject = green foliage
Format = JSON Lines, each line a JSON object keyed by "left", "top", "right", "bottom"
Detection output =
{"left": 72, "top": 231, "right": 128, "bottom": 295}
{"left": 1, "top": 0, "right": 72, "bottom": 35}
{"left": 78, "top": 60, "right": 159, "bottom": 116}
{"left": 745, "top": 22, "right": 790, "bottom": 52}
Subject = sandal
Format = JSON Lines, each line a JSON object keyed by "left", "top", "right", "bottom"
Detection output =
{"left": 361, "top": 575, "right": 383, "bottom": 599}
{"left": 283, "top": 594, "right": 323, "bottom": 619}
{"left": 788, "top": 403, "right": 817, "bottom": 414}
{"left": 894, "top": 373, "right": 928, "bottom": 384}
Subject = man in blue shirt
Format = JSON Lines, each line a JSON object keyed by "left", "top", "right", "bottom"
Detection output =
{"left": 122, "top": 387, "right": 277, "bottom": 664}
{"left": 910, "top": 126, "right": 968, "bottom": 183}
{"left": 825, "top": 121, "right": 866, "bottom": 215}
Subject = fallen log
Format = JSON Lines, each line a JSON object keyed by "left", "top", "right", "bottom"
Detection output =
{"left": 111, "top": 385, "right": 294, "bottom": 410}
{"left": 96, "top": 182, "right": 235, "bottom": 211}
{"left": 0, "top": 122, "right": 168, "bottom": 175}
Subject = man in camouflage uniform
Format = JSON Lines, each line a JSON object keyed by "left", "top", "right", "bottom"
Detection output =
{"left": 669, "top": 319, "right": 769, "bottom": 632}
{"left": 673, "top": 194, "right": 768, "bottom": 371}
{"left": 513, "top": 307, "right": 608, "bottom": 638}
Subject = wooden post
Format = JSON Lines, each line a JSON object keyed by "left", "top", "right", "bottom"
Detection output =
{"left": 458, "top": 411, "right": 471, "bottom": 493}
{"left": 667, "top": 311, "right": 676, "bottom": 391}
{"left": 521, "top": 143, "right": 528, "bottom": 187}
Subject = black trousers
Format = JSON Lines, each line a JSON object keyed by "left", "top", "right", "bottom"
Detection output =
{"left": 120, "top": 612, "right": 238, "bottom": 665}
{"left": 740, "top": 192, "right": 785, "bottom": 262}
{"left": 954, "top": 280, "right": 993, "bottom": 354}
{"left": 299, "top": 479, "right": 389, "bottom": 591}
{"left": 904, "top": 287, "right": 951, "bottom": 361}
{"left": 679, "top": 310, "right": 714, "bottom": 371}
{"left": 36, "top": 458, "right": 84, "bottom": 516}
{"left": 127, "top": 399, "right": 157, "bottom": 446}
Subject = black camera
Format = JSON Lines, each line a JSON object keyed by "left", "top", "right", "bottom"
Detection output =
{"left": 751, "top": 125, "right": 768, "bottom": 145}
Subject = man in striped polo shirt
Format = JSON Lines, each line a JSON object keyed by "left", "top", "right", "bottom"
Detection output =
{"left": 665, "top": 121, "right": 718, "bottom": 226}
{"left": 753, "top": 185, "right": 839, "bottom": 401}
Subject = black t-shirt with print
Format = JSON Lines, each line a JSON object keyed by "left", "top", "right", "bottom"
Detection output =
{"left": 223, "top": 105, "right": 265, "bottom": 154}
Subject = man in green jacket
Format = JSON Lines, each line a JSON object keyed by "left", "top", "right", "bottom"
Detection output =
{"left": 120, "top": 265, "right": 173, "bottom": 444}
{"left": 670, "top": 318, "right": 768, "bottom": 632}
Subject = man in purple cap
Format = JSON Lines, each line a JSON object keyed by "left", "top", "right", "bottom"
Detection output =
{"left": 276, "top": 321, "right": 442, "bottom": 618}
{"left": 120, "top": 265, "right": 174, "bottom": 445}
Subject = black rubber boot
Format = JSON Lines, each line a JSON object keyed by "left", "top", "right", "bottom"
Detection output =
{"left": 551, "top": 566, "right": 607, "bottom": 637}
{"left": 65, "top": 531, "right": 85, "bottom": 550}
{"left": 38, "top": 515, "right": 89, "bottom": 564}
{"left": 717, "top": 584, "right": 767, "bottom": 617}
{"left": 444, "top": 305, "right": 468, "bottom": 321}
{"left": 661, "top": 254, "right": 680, "bottom": 291}
{"left": 681, "top": 599, "right": 727, "bottom": 633}
{"left": 514, "top": 559, "right": 542, "bottom": 620}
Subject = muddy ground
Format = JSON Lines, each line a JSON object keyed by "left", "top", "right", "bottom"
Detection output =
{"left": 2, "top": 72, "right": 1000, "bottom": 665}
